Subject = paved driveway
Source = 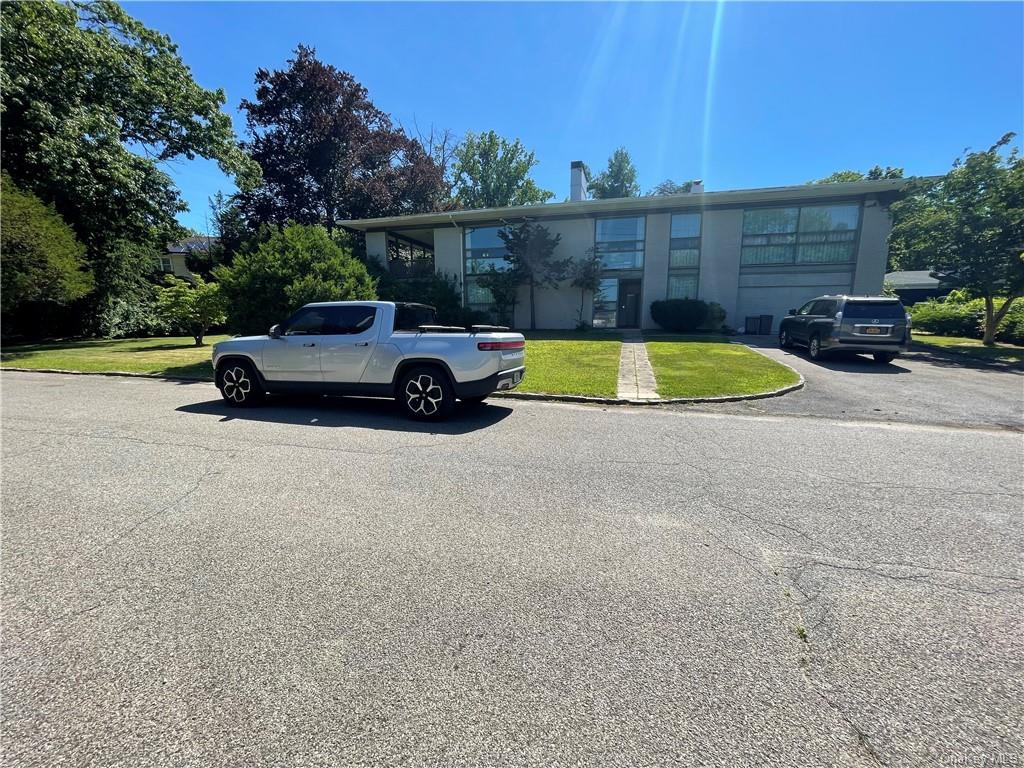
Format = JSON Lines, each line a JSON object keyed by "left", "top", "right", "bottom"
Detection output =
{"left": 675, "top": 338, "right": 1024, "bottom": 431}
{"left": 2, "top": 371, "right": 1022, "bottom": 767}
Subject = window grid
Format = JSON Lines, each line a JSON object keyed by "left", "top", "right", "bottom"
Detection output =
{"left": 741, "top": 204, "right": 860, "bottom": 265}
{"left": 595, "top": 216, "right": 645, "bottom": 271}
{"left": 463, "top": 226, "right": 511, "bottom": 313}
{"left": 668, "top": 213, "right": 701, "bottom": 300}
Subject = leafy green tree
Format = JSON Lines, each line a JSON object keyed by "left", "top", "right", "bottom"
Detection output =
{"left": 499, "top": 223, "right": 567, "bottom": 330}
{"left": 589, "top": 148, "right": 640, "bottom": 199}
{"left": 812, "top": 166, "right": 904, "bottom": 184}
{"left": 476, "top": 267, "right": 521, "bottom": 327}
{"left": 0, "top": 174, "right": 93, "bottom": 325}
{"left": 215, "top": 224, "right": 376, "bottom": 334}
{"left": 569, "top": 248, "right": 604, "bottom": 327}
{"left": 237, "top": 46, "right": 445, "bottom": 228}
{"left": 0, "top": 0, "right": 255, "bottom": 326}
{"left": 649, "top": 179, "right": 695, "bottom": 196}
{"left": 451, "top": 131, "right": 553, "bottom": 209}
{"left": 890, "top": 133, "right": 1023, "bottom": 345}
{"left": 155, "top": 275, "right": 227, "bottom": 346}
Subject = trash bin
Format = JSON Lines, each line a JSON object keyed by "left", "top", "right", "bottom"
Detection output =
{"left": 745, "top": 316, "right": 760, "bottom": 334}
{"left": 759, "top": 314, "right": 774, "bottom": 335}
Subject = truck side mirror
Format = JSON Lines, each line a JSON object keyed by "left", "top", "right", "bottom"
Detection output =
{"left": 269, "top": 324, "right": 282, "bottom": 339}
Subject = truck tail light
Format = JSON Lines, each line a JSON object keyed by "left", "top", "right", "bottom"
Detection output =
{"left": 477, "top": 340, "right": 525, "bottom": 351}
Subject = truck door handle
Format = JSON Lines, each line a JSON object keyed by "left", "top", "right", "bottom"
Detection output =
{"left": 302, "top": 342, "right": 316, "bottom": 347}
{"left": 355, "top": 342, "right": 369, "bottom": 347}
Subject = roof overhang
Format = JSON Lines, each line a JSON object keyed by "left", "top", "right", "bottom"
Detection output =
{"left": 339, "top": 179, "right": 913, "bottom": 232}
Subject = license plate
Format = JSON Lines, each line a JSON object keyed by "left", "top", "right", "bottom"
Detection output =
{"left": 864, "top": 326, "right": 882, "bottom": 334}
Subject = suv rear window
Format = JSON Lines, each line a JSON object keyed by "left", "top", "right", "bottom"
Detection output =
{"left": 844, "top": 301, "right": 905, "bottom": 319}
{"left": 394, "top": 304, "right": 437, "bottom": 331}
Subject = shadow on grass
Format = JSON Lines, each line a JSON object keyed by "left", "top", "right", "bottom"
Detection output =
{"left": 176, "top": 393, "right": 514, "bottom": 435}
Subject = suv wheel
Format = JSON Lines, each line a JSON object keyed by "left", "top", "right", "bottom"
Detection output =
{"left": 779, "top": 328, "right": 793, "bottom": 349}
{"left": 217, "top": 360, "right": 265, "bottom": 407}
{"left": 873, "top": 353, "right": 896, "bottom": 364}
{"left": 398, "top": 366, "right": 455, "bottom": 421}
{"left": 808, "top": 335, "right": 823, "bottom": 361}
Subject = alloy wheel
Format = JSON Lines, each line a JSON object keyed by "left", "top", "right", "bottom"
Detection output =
{"left": 405, "top": 374, "right": 444, "bottom": 416}
{"left": 221, "top": 366, "right": 251, "bottom": 403}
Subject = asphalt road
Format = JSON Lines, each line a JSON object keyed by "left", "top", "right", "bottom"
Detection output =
{"left": 678, "top": 340, "right": 1024, "bottom": 431}
{"left": 2, "top": 371, "right": 1022, "bottom": 767}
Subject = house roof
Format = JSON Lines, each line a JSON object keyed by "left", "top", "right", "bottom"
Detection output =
{"left": 339, "top": 178, "right": 911, "bottom": 232}
{"left": 167, "top": 236, "right": 218, "bottom": 254}
{"left": 885, "top": 270, "right": 941, "bottom": 289}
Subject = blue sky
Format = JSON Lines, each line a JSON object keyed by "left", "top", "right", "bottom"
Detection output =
{"left": 128, "top": 1, "right": 1023, "bottom": 232}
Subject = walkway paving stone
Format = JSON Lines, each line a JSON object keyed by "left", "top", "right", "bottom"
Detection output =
{"left": 617, "top": 333, "right": 659, "bottom": 400}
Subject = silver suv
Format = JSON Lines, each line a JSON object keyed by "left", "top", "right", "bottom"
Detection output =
{"left": 778, "top": 295, "right": 911, "bottom": 363}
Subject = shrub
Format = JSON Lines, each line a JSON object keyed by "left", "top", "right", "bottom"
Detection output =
{"left": 910, "top": 297, "right": 1024, "bottom": 344}
{"left": 650, "top": 299, "right": 721, "bottom": 332}
{"left": 215, "top": 224, "right": 376, "bottom": 335}
{"left": 909, "top": 300, "right": 982, "bottom": 337}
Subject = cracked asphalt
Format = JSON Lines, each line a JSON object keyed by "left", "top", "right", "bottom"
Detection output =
{"left": 2, "top": 370, "right": 1022, "bottom": 767}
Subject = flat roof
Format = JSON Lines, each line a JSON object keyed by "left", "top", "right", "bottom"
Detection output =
{"left": 339, "top": 178, "right": 911, "bottom": 231}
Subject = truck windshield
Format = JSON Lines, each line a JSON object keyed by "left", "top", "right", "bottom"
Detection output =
{"left": 395, "top": 304, "right": 438, "bottom": 331}
{"left": 844, "top": 301, "right": 905, "bottom": 319}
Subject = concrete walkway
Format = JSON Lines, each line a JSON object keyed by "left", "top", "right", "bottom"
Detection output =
{"left": 616, "top": 333, "right": 659, "bottom": 400}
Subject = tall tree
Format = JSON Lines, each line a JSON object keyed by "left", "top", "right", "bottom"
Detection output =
{"left": 812, "top": 166, "right": 904, "bottom": 184}
{"left": 890, "top": 133, "right": 1023, "bottom": 345}
{"left": 499, "top": 223, "right": 567, "bottom": 330}
{"left": 649, "top": 179, "right": 696, "bottom": 196}
{"left": 237, "top": 46, "right": 445, "bottom": 228}
{"left": 589, "top": 148, "right": 640, "bottom": 199}
{"left": 450, "top": 131, "right": 553, "bottom": 209}
{"left": 0, "top": 0, "right": 254, "bottom": 292}
{"left": 0, "top": 174, "right": 93, "bottom": 326}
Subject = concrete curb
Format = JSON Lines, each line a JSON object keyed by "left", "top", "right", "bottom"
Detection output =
{"left": 1, "top": 367, "right": 208, "bottom": 382}
{"left": 2, "top": 352, "right": 806, "bottom": 406}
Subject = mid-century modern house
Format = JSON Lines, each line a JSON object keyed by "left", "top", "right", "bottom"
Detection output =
{"left": 341, "top": 164, "right": 908, "bottom": 332}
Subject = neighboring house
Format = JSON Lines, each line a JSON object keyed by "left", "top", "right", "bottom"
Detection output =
{"left": 157, "top": 236, "right": 218, "bottom": 280}
{"left": 340, "top": 164, "right": 907, "bottom": 332}
{"left": 885, "top": 270, "right": 950, "bottom": 305}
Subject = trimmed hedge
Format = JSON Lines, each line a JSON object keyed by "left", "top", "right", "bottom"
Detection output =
{"left": 650, "top": 299, "right": 726, "bottom": 333}
{"left": 910, "top": 297, "right": 1024, "bottom": 345}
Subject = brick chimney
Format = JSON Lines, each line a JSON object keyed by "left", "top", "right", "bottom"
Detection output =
{"left": 570, "top": 161, "right": 589, "bottom": 202}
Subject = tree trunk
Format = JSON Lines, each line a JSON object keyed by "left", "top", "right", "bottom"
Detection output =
{"left": 579, "top": 290, "right": 586, "bottom": 325}
{"left": 194, "top": 331, "right": 204, "bottom": 346}
{"left": 983, "top": 294, "right": 1020, "bottom": 346}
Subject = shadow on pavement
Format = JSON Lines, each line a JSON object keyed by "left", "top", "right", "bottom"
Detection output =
{"left": 176, "top": 393, "right": 514, "bottom": 435}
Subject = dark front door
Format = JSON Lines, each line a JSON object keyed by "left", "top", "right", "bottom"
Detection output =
{"left": 618, "top": 279, "right": 641, "bottom": 328}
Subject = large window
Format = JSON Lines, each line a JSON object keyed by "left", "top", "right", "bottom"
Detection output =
{"left": 463, "top": 226, "right": 510, "bottom": 312}
{"left": 388, "top": 236, "right": 433, "bottom": 279}
{"left": 668, "top": 213, "right": 700, "bottom": 299}
{"left": 595, "top": 217, "right": 645, "bottom": 270}
{"left": 741, "top": 204, "right": 860, "bottom": 265}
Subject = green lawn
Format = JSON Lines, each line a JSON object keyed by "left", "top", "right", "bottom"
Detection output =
{"left": 1, "top": 333, "right": 623, "bottom": 397}
{"left": 645, "top": 338, "right": 800, "bottom": 398}
{"left": 913, "top": 334, "right": 1024, "bottom": 364}
{"left": 520, "top": 336, "right": 622, "bottom": 397}
{"left": 1, "top": 335, "right": 227, "bottom": 379}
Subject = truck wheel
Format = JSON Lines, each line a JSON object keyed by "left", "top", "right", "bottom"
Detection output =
{"left": 808, "top": 334, "right": 823, "bottom": 361}
{"left": 398, "top": 366, "right": 455, "bottom": 421}
{"left": 217, "top": 360, "right": 265, "bottom": 407}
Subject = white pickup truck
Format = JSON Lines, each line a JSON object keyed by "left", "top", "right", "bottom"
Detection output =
{"left": 211, "top": 301, "right": 526, "bottom": 420}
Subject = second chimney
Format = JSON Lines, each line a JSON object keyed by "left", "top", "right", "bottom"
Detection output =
{"left": 570, "top": 161, "right": 589, "bottom": 202}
